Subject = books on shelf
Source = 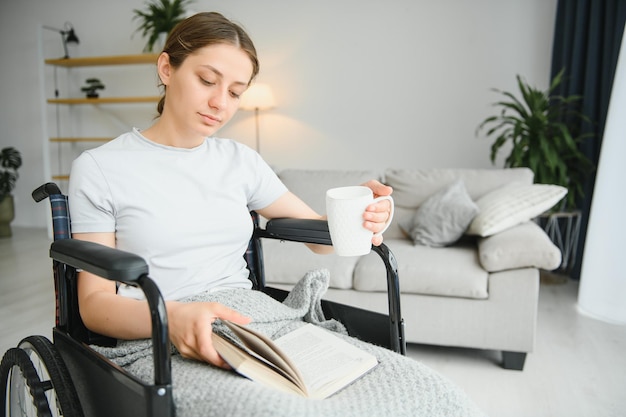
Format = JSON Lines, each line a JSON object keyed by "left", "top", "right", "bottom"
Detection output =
{"left": 212, "top": 321, "right": 378, "bottom": 399}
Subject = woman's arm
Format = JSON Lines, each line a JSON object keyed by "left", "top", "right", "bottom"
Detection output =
{"left": 73, "top": 232, "right": 250, "bottom": 368}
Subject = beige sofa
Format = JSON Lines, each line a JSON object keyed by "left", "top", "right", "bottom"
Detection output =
{"left": 261, "top": 168, "right": 564, "bottom": 370}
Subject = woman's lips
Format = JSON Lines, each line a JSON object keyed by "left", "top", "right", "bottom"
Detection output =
{"left": 199, "top": 112, "right": 221, "bottom": 126}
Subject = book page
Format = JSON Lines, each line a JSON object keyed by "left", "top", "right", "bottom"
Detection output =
{"left": 221, "top": 321, "right": 308, "bottom": 394}
{"left": 274, "top": 324, "right": 378, "bottom": 399}
{"left": 212, "top": 333, "right": 304, "bottom": 397}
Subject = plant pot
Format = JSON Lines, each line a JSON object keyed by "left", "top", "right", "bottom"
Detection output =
{"left": 0, "top": 195, "right": 15, "bottom": 238}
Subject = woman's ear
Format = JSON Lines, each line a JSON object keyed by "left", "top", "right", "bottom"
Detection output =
{"left": 156, "top": 52, "right": 172, "bottom": 85}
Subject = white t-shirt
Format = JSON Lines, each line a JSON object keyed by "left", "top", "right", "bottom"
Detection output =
{"left": 68, "top": 128, "right": 288, "bottom": 300}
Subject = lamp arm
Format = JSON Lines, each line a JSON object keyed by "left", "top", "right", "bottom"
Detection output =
{"left": 42, "top": 25, "right": 64, "bottom": 33}
{"left": 43, "top": 24, "right": 78, "bottom": 59}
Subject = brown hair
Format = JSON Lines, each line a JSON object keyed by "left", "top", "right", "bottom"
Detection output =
{"left": 156, "top": 12, "right": 259, "bottom": 115}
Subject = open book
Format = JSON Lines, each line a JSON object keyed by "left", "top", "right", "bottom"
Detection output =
{"left": 212, "top": 321, "right": 378, "bottom": 399}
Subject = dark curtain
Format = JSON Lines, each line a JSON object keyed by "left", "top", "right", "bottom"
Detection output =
{"left": 550, "top": 0, "right": 626, "bottom": 279}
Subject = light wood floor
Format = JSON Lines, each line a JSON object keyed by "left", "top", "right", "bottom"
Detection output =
{"left": 2, "top": 227, "right": 625, "bottom": 416}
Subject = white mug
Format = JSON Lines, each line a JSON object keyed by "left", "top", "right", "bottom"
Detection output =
{"left": 326, "top": 186, "right": 394, "bottom": 256}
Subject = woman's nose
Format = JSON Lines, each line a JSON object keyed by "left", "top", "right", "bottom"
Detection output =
{"left": 208, "top": 87, "right": 228, "bottom": 110}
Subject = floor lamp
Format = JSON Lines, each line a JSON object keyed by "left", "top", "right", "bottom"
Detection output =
{"left": 239, "top": 83, "right": 276, "bottom": 154}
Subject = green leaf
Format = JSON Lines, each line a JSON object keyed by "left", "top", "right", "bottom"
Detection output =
{"left": 133, "top": 0, "right": 194, "bottom": 52}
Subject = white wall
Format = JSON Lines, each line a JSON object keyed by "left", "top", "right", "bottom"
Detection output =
{"left": 0, "top": 0, "right": 558, "bottom": 228}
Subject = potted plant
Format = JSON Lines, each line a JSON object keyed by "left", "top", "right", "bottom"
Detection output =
{"left": 133, "top": 0, "right": 193, "bottom": 52}
{"left": 476, "top": 69, "right": 594, "bottom": 211}
{"left": 81, "top": 78, "right": 105, "bottom": 98}
{"left": 0, "top": 147, "right": 23, "bottom": 237}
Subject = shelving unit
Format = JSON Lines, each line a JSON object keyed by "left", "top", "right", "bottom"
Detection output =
{"left": 44, "top": 53, "right": 160, "bottom": 183}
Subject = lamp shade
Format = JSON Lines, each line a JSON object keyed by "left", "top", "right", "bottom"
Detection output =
{"left": 65, "top": 28, "right": 80, "bottom": 44}
{"left": 239, "top": 83, "right": 276, "bottom": 110}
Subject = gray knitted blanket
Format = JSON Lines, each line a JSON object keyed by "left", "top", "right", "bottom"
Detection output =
{"left": 94, "top": 269, "right": 487, "bottom": 417}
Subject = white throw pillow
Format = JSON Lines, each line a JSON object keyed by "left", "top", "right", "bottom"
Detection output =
{"left": 478, "top": 221, "right": 562, "bottom": 272}
{"left": 467, "top": 183, "right": 567, "bottom": 237}
{"left": 399, "top": 180, "right": 479, "bottom": 247}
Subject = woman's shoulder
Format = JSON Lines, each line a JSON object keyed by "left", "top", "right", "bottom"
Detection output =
{"left": 80, "top": 129, "right": 143, "bottom": 154}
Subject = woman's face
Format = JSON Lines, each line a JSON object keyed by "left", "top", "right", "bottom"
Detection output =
{"left": 159, "top": 43, "right": 254, "bottom": 141}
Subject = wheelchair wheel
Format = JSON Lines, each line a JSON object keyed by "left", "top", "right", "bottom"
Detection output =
{"left": 1, "top": 336, "right": 83, "bottom": 417}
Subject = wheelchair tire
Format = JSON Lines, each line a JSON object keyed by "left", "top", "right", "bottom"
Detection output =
{"left": 1, "top": 336, "right": 84, "bottom": 417}
{"left": 1, "top": 347, "right": 52, "bottom": 417}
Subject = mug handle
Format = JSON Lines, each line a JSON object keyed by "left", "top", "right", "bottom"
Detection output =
{"left": 371, "top": 196, "right": 394, "bottom": 237}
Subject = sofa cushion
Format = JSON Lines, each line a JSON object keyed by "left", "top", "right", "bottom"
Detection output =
{"left": 384, "top": 168, "right": 534, "bottom": 240}
{"left": 353, "top": 239, "right": 488, "bottom": 299}
{"left": 262, "top": 239, "right": 358, "bottom": 289}
{"left": 278, "top": 169, "right": 382, "bottom": 215}
{"left": 399, "top": 180, "right": 478, "bottom": 247}
{"left": 478, "top": 221, "right": 562, "bottom": 272}
{"left": 467, "top": 183, "right": 568, "bottom": 237}
{"left": 384, "top": 168, "right": 534, "bottom": 208}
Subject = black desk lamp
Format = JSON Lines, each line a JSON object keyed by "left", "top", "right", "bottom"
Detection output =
{"left": 43, "top": 22, "right": 80, "bottom": 59}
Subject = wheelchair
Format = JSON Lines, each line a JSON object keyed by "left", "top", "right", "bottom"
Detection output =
{"left": 1, "top": 183, "right": 405, "bottom": 417}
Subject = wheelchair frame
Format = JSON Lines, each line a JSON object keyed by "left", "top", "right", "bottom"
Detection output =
{"left": 1, "top": 183, "right": 405, "bottom": 417}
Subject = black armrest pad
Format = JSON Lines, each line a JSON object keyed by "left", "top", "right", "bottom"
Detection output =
{"left": 50, "top": 239, "right": 149, "bottom": 283}
{"left": 262, "top": 218, "right": 332, "bottom": 245}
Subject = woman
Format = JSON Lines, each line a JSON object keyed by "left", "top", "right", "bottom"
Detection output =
{"left": 68, "top": 12, "right": 485, "bottom": 417}
{"left": 69, "top": 11, "right": 392, "bottom": 369}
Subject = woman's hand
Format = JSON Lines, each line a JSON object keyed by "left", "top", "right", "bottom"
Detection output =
{"left": 166, "top": 301, "right": 251, "bottom": 368}
{"left": 362, "top": 179, "right": 394, "bottom": 246}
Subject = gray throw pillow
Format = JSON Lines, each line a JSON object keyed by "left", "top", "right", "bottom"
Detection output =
{"left": 399, "top": 180, "right": 479, "bottom": 247}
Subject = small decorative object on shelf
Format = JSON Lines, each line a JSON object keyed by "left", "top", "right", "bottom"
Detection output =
{"left": 133, "top": 0, "right": 194, "bottom": 52}
{"left": 81, "top": 78, "right": 105, "bottom": 98}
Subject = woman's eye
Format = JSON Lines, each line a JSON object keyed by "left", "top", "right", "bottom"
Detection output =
{"left": 230, "top": 91, "right": 242, "bottom": 99}
{"left": 200, "top": 77, "right": 215, "bottom": 86}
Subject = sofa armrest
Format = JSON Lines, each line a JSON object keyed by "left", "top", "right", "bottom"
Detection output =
{"left": 478, "top": 221, "right": 561, "bottom": 272}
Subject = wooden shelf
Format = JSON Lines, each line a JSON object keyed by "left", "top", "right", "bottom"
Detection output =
{"left": 45, "top": 54, "right": 159, "bottom": 67}
{"left": 48, "top": 96, "right": 160, "bottom": 104}
{"left": 50, "top": 137, "right": 112, "bottom": 143}
{"left": 44, "top": 54, "right": 158, "bottom": 185}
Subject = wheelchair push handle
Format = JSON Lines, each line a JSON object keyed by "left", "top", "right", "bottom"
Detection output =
{"left": 32, "top": 182, "right": 62, "bottom": 202}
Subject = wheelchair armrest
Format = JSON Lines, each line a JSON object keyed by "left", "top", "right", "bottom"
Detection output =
{"left": 49, "top": 239, "right": 172, "bottom": 385}
{"left": 50, "top": 239, "right": 149, "bottom": 283}
{"left": 259, "top": 218, "right": 332, "bottom": 245}
{"left": 254, "top": 217, "right": 406, "bottom": 354}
